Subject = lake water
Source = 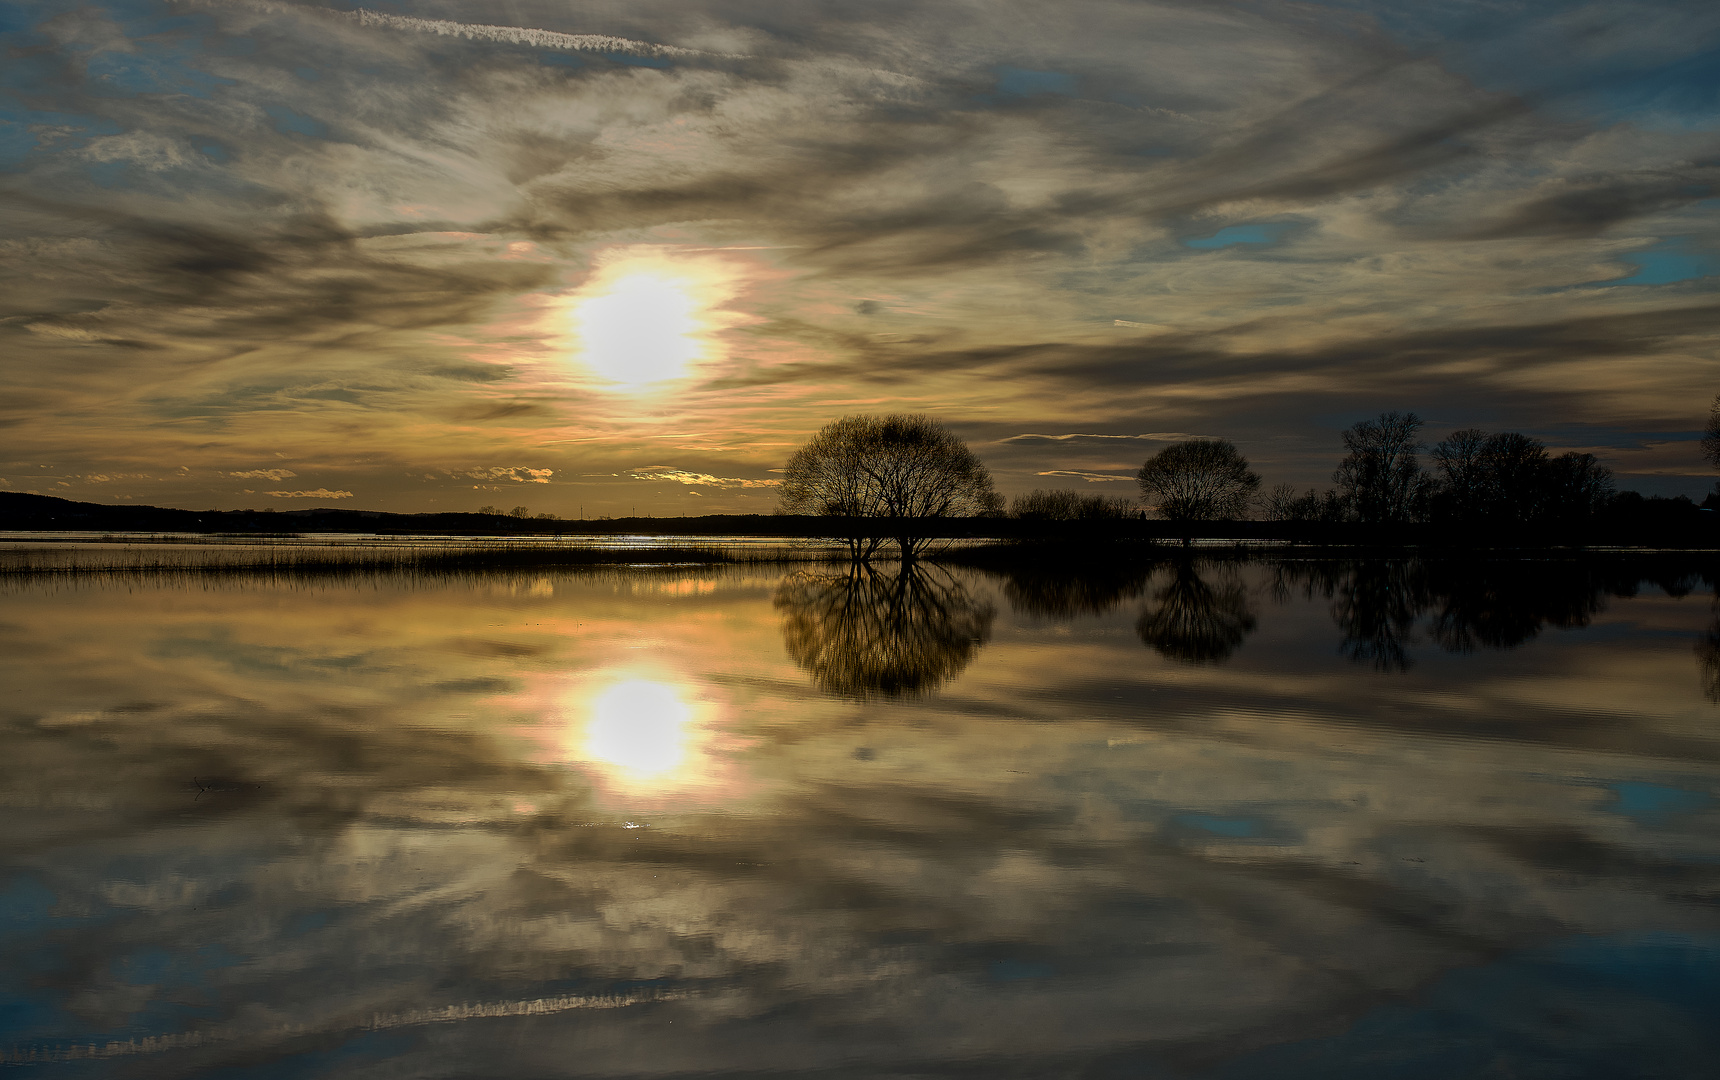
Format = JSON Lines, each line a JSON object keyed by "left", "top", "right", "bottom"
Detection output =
{"left": 3, "top": 551, "right": 1719, "bottom": 1078}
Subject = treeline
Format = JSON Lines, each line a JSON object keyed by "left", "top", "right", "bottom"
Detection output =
{"left": 1264, "top": 412, "right": 1623, "bottom": 526}
{"left": 1001, "top": 411, "right": 1677, "bottom": 529}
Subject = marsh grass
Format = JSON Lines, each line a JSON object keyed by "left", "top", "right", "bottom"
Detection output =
{"left": 0, "top": 537, "right": 848, "bottom": 588}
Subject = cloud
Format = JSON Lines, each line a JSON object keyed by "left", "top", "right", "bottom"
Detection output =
{"left": 266, "top": 489, "right": 354, "bottom": 499}
{"left": 349, "top": 9, "right": 718, "bottom": 59}
{"left": 3, "top": 0, "right": 1720, "bottom": 509}
{"left": 1035, "top": 470, "right": 1134, "bottom": 483}
{"left": 230, "top": 468, "right": 297, "bottom": 481}
{"left": 1004, "top": 433, "right": 1198, "bottom": 444}
{"left": 629, "top": 467, "right": 781, "bottom": 488}
{"left": 462, "top": 467, "right": 554, "bottom": 483}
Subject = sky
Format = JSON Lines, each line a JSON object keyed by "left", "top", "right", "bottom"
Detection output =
{"left": 2, "top": 0, "right": 1719, "bottom": 515}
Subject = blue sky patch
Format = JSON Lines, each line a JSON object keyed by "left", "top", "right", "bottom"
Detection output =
{"left": 1614, "top": 238, "right": 1716, "bottom": 286}
{"left": 84, "top": 39, "right": 232, "bottom": 99}
{"left": 0, "top": 106, "right": 122, "bottom": 168}
{"left": 995, "top": 67, "right": 1077, "bottom": 98}
{"left": 1185, "top": 224, "right": 1291, "bottom": 250}
{"left": 0, "top": 118, "right": 34, "bottom": 169}
{"left": 265, "top": 105, "right": 327, "bottom": 139}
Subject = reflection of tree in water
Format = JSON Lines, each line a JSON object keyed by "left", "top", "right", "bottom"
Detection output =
{"left": 1273, "top": 558, "right": 1663, "bottom": 672}
{"left": 1136, "top": 561, "right": 1256, "bottom": 664}
{"left": 1699, "top": 617, "right": 1720, "bottom": 704}
{"left": 1331, "top": 561, "right": 1426, "bottom": 672}
{"left": 1425, "top": 562, "right": 1606, "bottom": 653}
{"left": 775, "top": 564, "right": 996, "bottom": 699}
{"left": 1002, "top": 563, "right": 1152, "bottom": 620}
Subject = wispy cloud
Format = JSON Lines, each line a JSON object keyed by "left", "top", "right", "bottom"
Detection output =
{"left": 350, "top": 9, "right": 715, "bottom": 59}
{"left": 1035, "top": 470, "right": 1134, "bottom": 483}
{"left": 462, "top": 467, "right": 554, "bottom": 484}
{"left": 266, "top": 489, "right": 354, "bottom": 499}
{"left": 230, "top": 469, "right": 297, "bottom": 481}
{"left": 1005, "top": 433, "right": 1198, "bottom": 444}
{"left": 629, "top": 467, "right": 781, "bottom": 488}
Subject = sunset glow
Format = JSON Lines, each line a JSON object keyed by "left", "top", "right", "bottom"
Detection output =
{"left": 583, "top": 677, "right": 694, "bottom": 778}
{"left": 564, "top": 249, "right": 743, "bottom": 389}
{"left": 1, "top": 1, "right": 1716, "bottom": 513}
{"left": 556, "top": 668, "right": 738, "bottom": 802}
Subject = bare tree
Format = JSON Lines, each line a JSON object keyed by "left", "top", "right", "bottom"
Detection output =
{"left": 1135, "top": 439, "right": 1260, "bottom": 521}
{"left": 1543, "top": 451, "right": 1615, "bottom": 522}
{"left": 1703, "top": 394, "right": 1720, "bottom": 470}
{"left": 1011, "top": 489, "right": 1136, "bottom": 520}
{"left": 1262, "top": 483, "right": 1345, "bottom": 523}
{"left": 779, "top": 414, "right": 1002, "bottom": 560}
{"left": 1334, "top": 412, "right": 1429, "bottom": 524}
{"left": 1432, "top": 428, "right": 1613, "bottom": 524}
{"left": 1430, "top": 428, "right": 1490, "bottom": 520}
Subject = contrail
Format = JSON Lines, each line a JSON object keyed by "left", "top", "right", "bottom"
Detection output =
{"left": 352, "top": 8, "right": 715, "bottom": 59}
{"left": 4, "top": 988, "right": 694, "bottom": 1062}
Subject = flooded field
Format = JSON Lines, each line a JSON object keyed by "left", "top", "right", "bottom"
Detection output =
{"left": 3, "top": 546, "right": 1718, "bottom": 1077}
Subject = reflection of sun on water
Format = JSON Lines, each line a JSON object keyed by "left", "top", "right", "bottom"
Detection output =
{"left": 551, "top": 669, "right": 744, "bottom": 805}
{"left": 584, "top": 679, "right": 692, "bottom": 779}
{"left": 564, "top": 246, "right": 747, "bottom": 389}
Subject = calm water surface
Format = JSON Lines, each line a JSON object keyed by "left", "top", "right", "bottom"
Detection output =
{"left": 3, "top": 553, "right": 1719, "bottom": 1077}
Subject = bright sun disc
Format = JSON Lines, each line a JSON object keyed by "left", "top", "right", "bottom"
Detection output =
{"left": 564, "top": 248, "right": 744, "bottom": 388}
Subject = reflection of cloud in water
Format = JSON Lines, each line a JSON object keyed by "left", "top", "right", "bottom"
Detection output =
{"left": 775, "top": 564, "right": 995, "bottom": 698}
{"left": 1136, "top": 562, "right": 1257, "bottom": 664}
{"left": 3, "top": 564, "right": 1719, "bottom": 1076}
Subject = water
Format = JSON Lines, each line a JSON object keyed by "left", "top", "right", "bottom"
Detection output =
{"left": 3, "top": 551, "right": 1718, "bottom": 1077}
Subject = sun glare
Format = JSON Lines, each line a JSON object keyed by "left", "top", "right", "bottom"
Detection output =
{"left": 547, "top": 669, "right": 744, "bottom": 804}
{"left": 584, "top": 678, "right": 693, "bottom": 779}
{"left": 564, "top": 247, "right": 745, "bottom": 389}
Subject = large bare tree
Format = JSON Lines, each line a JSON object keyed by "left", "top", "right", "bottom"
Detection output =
{"left": 1334, "top": 412, "right": 1429, "bottom": 524}
{"left": 779, "top": 414, "right": 1001, "bottom": 560}
{"left": 1135, "top": 439, "right": 1260, "bottom": 521}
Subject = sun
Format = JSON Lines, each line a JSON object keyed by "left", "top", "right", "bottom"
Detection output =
{"left": 564, "top": 246, "right": 746, "bottom": 389}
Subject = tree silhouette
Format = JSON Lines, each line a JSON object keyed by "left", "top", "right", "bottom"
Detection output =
{"left": 1430, "top": 428, "right": 1490, "bottom": 521}
{"left": 779, "top": 414, "right": 1001, "bottom": 561}
{"left": 1010, "top": 489, "right": 1136, "bottom": 520}
{"left": 1430, "top": 429, "right": 1614, "bottom": 525}
{"left": 1702, "top": 394, "right": 1720, "bottom": 472}
{"left": 1334, "top": 412, "right": 1429, "bottom": 524}
{"left": 1135, "top": 439, "right": 1260, "bottom": 521}
{"left": 774, "top": 563, "right": 995, "bottom": 698}
{"left": 1135, "top": 561, "right": 1256, "bottom": 664}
